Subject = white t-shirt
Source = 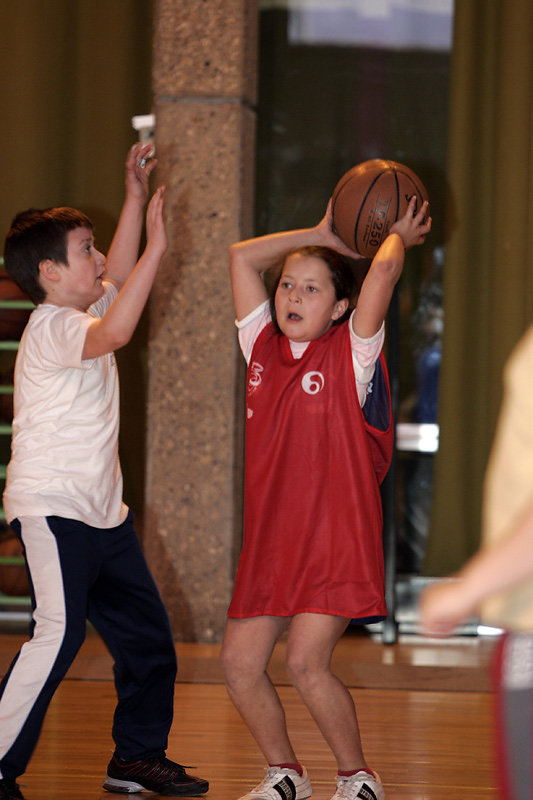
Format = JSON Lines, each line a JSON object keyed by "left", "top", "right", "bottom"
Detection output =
{"left": 3, "top": 281, "right": 128, "bottom": 528}
{"left": 237, "top": 301, "right": 384, "bottom": 407}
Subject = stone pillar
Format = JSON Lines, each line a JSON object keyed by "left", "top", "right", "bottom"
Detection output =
{"left": 145, "top": 0, "right": 258, "bottom": 642}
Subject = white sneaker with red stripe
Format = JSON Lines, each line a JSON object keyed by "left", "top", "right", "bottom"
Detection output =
{"left": 238, "top": 767, "right": 312, "bottom": 800}
{"left": 330, "top": 771, "right": 385, "bottom": 800}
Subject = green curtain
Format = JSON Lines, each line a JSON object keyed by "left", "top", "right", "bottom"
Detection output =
{"left": 0, "top": 0, "right": 153, "bottom": 516}
{"left": 424, "top": 0, "right": 533, "bottom": 574}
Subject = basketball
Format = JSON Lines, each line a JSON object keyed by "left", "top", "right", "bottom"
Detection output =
{"left": 331, "top": 159, "right": 429, "bottom": 257}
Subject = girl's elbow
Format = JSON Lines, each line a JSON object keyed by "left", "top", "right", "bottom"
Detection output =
{"left": 375, "top": 256, "right": 402, "bottom": 284}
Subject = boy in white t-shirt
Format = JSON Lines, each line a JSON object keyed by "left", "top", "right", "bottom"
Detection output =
{"left": 0, "top": 144, "right": 208, "bottom": 800}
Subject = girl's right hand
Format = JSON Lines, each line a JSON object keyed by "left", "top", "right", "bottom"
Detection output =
{"left": 315, "top": 199, "right": 365, "bottom": 259}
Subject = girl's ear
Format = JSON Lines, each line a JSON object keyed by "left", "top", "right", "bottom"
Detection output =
{"left": 332, "top": 297, "right": 349, "bottom": 320}
{"left": 38, "top": 259, "right": 61, "bottom": 283}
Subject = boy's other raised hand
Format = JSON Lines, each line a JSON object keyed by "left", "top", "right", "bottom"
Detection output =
{"left": 145, "top": 185, "right": 167, "bottom": 258}
{"left": 125, "top": 142, "right": 158, "bottom": 204}
{"left": 390, "top": 196, "right": 432, "bottom": 249}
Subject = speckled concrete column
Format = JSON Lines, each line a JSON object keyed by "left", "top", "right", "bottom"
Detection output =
{"left": 145, "top": 0, "right": 258, "bottom": 642}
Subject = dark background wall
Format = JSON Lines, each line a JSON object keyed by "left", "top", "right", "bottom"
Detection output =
{"left": 0, "top": 1, "right": 153, "bottom": 519}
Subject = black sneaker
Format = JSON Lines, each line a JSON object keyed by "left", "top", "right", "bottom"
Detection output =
{"left": 102, "top": 753, "right": 209, "bottom": 796}
{"left": 0, "top": 780, "right": 25, "bottom": 800}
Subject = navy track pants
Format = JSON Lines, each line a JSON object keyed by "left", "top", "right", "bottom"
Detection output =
{"left": 0, "top": 511, "right": 177, "bottom": 781}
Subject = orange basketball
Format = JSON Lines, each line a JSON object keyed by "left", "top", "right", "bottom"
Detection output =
{"left": 331, "top": 159, "right": 429, "bottom": 257}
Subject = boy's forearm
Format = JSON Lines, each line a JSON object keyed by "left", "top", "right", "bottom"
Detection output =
{"left": 84, "top": 245, "right": 162, "bottom": 359}
{"left": 105, "top": 246, "right": 162, "bottom": 339}
{"left": 104, "top": 195, "right": 146, "bottom": 288}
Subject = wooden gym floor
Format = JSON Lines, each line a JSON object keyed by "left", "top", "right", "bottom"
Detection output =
{"left": 0, "top": 625, "right": 498, "bottom": 800}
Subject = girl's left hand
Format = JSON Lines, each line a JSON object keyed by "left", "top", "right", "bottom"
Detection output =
{"left": 390, "top": 196, "right": 432, "bottom": 249}
{"left": 125, "top": 142, "right": 157, "bottom": 203}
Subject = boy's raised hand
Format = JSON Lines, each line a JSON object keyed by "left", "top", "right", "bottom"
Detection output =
{"left": 125, "top": 142, "right": 158, "bottom": 204}
{"left": 390, "top": 196, "right": 432, "bottom": 249}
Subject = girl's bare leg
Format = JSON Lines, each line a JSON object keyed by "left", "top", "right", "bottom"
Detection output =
{"left": 285, "top": 613, "right": 369, "bottom": 772}
{"left": 221, "top": 615, "right": 298, "bottom": 764}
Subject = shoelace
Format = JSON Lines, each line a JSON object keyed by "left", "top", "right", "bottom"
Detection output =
{"left": 251, "top": 769, "right": 292, "bottom": 794}
{"left": 336, "top": 773, "right": 376, "bottom": 800}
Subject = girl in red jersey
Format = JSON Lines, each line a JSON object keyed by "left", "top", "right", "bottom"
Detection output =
{"left": 221, "top": 198, "right": 430, "bottom": 800}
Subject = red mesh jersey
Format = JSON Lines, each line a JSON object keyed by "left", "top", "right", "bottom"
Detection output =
{"left": 228, "top": 320, "right": 393, "bottom": 620}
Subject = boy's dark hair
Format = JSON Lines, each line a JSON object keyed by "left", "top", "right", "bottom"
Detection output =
{"left": 3, "top": 207, "right": 93, "bottom": 304}
{"left": 268, "top": 245, "right": 358, "bottom": 329}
